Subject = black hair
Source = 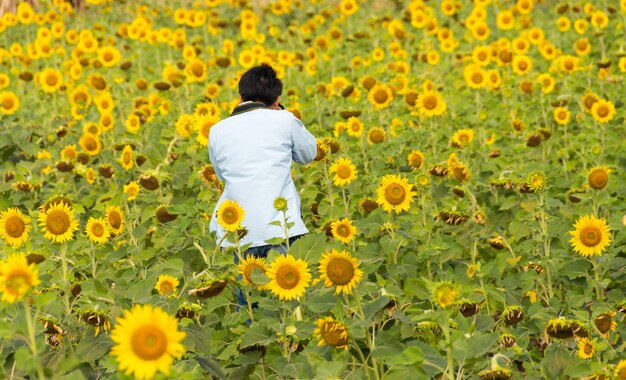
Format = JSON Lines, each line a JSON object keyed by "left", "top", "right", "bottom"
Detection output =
{"left": 238, "top": 64, "right": 283, "bottom": 106}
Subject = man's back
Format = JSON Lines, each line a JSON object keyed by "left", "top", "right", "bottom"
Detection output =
{"left": 208, "top": 105, "right": 316, "bottom": 248}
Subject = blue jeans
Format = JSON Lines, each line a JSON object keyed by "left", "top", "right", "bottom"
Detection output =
{"left": 234, "top": 234, "right": 303, "bottom": 309}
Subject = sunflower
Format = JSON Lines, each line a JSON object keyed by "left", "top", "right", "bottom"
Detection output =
{"left": 576, "top": 338, "right": 595, "bottom": 360}
{"left": 318, "top": 249, "right": 362, "bottom": 295}
{"left": 367, "top": 84, "right": 393, "bottom": 109}
{"left": 345, "top": 117, "right": 364, "bottom": 137}
{"left": 0, "top": 253, "right": 40, "bottom": 303}
{"left": 121, "top": 145, "right": 134, "bottom": 171}
{"left": 329, "top": 157, "right": 357, "bottom": 187}
{"left": 79, "top": 133, "right": 102, "bottom": 156}
{"left": 367, "top": 127, "right": 386, "bottom": 144}
{"left": 0, "top": 91, "right": 20, "bottom": 115}
{"left": 110, "top": 304, "right": 185, "bottom": 380}
{"left": 416, "top": 91, "right": 446, "bottom": 116}
{"left": 569, "top": 215, "right": 611, "bottom": 257}
{"left": 38, "top": 202, "right": 79, "bottom": 244}
{"left": 451, "top": 129, "right": 474, "bottom": 148}
{"left": 330, "top": 219, "right": 357, "bottom": 244}
{"left": 594, "top": 311, "right": 616, "bottom": 337}
{"left": 591, "top": 99, "right": 615, "bottom": 123}
{"left": 587, "top": 166, "right": 610, "bottom": 190}
{"left": 85, "top": 217, "right": 110, "bottom": 244}
{"left": 553, "top": 107, "right": 570, "bottom": 125}
{"left": 38, "top": 68, "right": 63, "bottom": 93}
{"left": 433, "top": 282, "right": 457, "bottom": 308}
{"left": 266, "top": 255, "right": 311, "bottom": 301}
{"left": 0, "top": 208, "right": 31, "bottom": 247}
{"left": 216, "top": 199, "right": 245, "bottom": 232}
{"left": 376, "top": 174, "right": 416, "bottom": 213}
{"left": 239, "top": 256, "right": 269, "bottom": 290}
{"left": 407, "top": 150, "right": 425, "bottom": 170}
{"left": 314, "top": 316, "right": 349, "bottom": 349}
{"left": 154, "top": 274, "right": 179, "bottom": 297}
{"left": 106, "top": 206, "right": 125, "bottom": 236}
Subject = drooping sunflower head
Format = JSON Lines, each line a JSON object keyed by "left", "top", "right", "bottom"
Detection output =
{"left": 239, "top": 256, "right": 269, "bottom": 290}
{"left": 266, "top": 255, "right": 311, "bottom": 301}
{"left": 587, "top": 166, "right": 610, "bottom": 190}
{"left": 85, "top": 217, "right": 110, "bottom": 245}
{"left": 38, "top": 202, "right": 79, "bottom": 244}
{"left": 329, "top": 157, "right": 357, "bottom": 187}
{"left": 0, "top": 252, "right": 41, "bottom": 303}
{"left": 314, "top": 316, "right": 349, "bottom": 349}
{"left": 106, "top": 205, "right": 125, "bottom": 236}
{"left": 318, "top": 249, "right": 363, "bottom": 295}
{"left": 0, "top": 207, "right": 31, "bottom": 247}
{"left": 110, "top": 304, "right": 185, "bottom": 380}
{"left": 154, "top": 274, "right": 180, "bottom": 297}
{"left": 330, "top": 218, "right": 357, "bottom": 244}
{"left": 569, "top": 215, "right": 611, "bottom": 257}
{"left": 216, "top": 199, "right": 245, "bottom": 233}
{"left": 376, "top": 174, "right": 416, "bottom": 213}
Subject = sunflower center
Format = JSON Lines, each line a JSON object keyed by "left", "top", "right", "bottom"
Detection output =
{"left": 422, "top": 95, "right": 437, "bottom": 109}
{"left": 91, "top": 223, "right": 105, "bottom": 237}
{"left": 130, "top": 325, "right": 168, "bottom": 361}
{"left": 326, "top": 257, "right": 354, "bottom": 286}
{"left": 596, "top": 105, "right": 609, "bottom": 117}
{"left": 321, "top": 323, "right": 348, "bottom": 347}
{"left": 6, "top": 270, "right": 30, "bottom": 294}
{"left": 373, "top": 90, "right": 388, "bottom": 104}
{"left": 384, "top": 183, "right": 406, "bottom": 205}
{"left": 108, "top": 212, "right": 122, "bottom": 229}
{"left": 336, "top": 224, "right": 350, "bottom": 238}
{"left": 580, "top": 226, "right": 602, "bottom": 247}
{"left": 5, "top": 215, "right": 26, "bottom": 237}
{"left": 275, "top": 264, "right": 300, "bottom": 290}
{"left": 222, "top": 207, "right": 239, "bottom": 225}
{"left": 337, "top": 165, "right": 352, "bottom": 179}
{"left": 46, "top": 209, "right": 70, "bottom": 235}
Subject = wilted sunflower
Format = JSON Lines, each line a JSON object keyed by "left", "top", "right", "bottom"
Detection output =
{"left": 266, "top": 255, "right": 311, "bottom": 301}
{"left": 239, "top": 256, "right": 269, "bottom": 290}
{"left": 569, "top": 215, "right": 611, "bottom": 257}
{"left": 318, "top": 249, "right": 362, "bottom": 295}
{"left": 330, "top": 218, "right": 357, "bottom": 244}
{"left": 38, "top": 202, "right": 79, "bottom": 243}
{"left": 577, "top": 338, "right": 595, "bottom": 360}
{"left": 367, "top": 84, "right": 393, "bottom": 109}
{"left": 416, "top": 90, "right": 446, "bottom": 116}
{"left": 85, "top": 217, "right": 110, "bottom": 244}
{"left": 0, "top": 252, "right": 41, "bottom": 303}
{"left": 591, "top": 99, "right": 615, "bottom": 123}
{"left": 587, "top": 166, "right": 610, "bottom": 190}
{"left": 376, "top": 174, "right": 416, "bottom": 213}
{"left": 314, "top": 316, "right": 349, "bottom": 349}
{"left": 106, "top": 206, "right": 124, "bottom": 235}
{"left": 329, "top": 157, "right": 357, "bottom": 187}
{"left": 110, "top": 304, "right": 185, "bottom": 380}
{"left": 216, "top": 199, "right": 245, "bottom": 232}
{"left": 0, "top": 207, "right": 31, "bottom": 247}
{"left": 154, "top": 274, "right": 179, "bottom": 298}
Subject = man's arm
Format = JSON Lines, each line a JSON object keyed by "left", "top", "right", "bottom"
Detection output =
{"left": 289, "top": 114, "right": 316, "bottom": 164}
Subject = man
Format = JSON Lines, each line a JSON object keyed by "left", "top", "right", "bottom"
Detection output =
{"left": 208, "top": 64, "right": 316, "bottom": 259}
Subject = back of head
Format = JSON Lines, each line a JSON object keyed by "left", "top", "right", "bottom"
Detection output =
{"left": 238, "top": 64, "right": 283, "bottom": 106}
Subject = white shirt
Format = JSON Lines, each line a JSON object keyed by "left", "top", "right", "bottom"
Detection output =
{"left": 208, "top": 103, "right": 317, "bottom": 248}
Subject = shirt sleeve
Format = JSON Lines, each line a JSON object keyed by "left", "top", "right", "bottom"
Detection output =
{"left": 289, "top": 114, "right": 317, "bottom": 164}
{"left": 208, "top": 135, "right": 225, "bottom": 182}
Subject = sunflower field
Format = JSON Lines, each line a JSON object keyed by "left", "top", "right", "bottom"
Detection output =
{"left": 1, "top": 0, "right": 626, "bottom": 378}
